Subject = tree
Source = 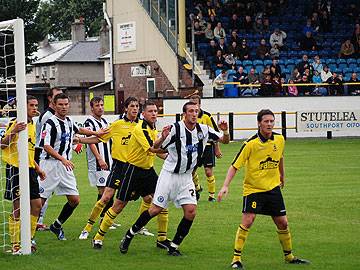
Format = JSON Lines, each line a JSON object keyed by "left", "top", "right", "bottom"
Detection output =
{"left": 37, "top": 0, "right": 104, "bottom": 41}
{"left": 0, "top": 0, "right": 43, "bottom": 78}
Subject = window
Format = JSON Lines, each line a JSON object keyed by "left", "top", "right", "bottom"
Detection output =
{"left": 35, "top": 66, "right": 40, "bottom": 78}
{"left": 146, "top": 78, "right": 156, "bottom": 97}
{"left": 50, "top": 66, "right": 56, "bottom": 79}
{"left": 41, "top": 66, "right": 48, "bottom": 79}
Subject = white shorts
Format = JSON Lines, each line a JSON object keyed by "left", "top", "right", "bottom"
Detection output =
{"left": 153, "top": 169, "right": 197, "bottom": 209}
{"left": 38, "top": 159, "right": 79, "bottom": 199}
{"left": 88, "top": 170, "right": 110, "bottom": 187}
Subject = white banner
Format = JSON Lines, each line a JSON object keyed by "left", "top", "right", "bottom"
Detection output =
{"left": 297, "top": 110, "right": 360, "bottom": 132}
{"left": 117, "top": 21, "right": 136, "bottom": 52}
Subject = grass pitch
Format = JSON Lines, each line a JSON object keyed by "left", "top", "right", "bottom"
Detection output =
{"left": 0, "top": 138, "right": 359, "bottom": 270}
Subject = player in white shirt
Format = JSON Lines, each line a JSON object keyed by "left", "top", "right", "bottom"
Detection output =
{"left": 120, "top": 101, "right": 230, "bottom": 255}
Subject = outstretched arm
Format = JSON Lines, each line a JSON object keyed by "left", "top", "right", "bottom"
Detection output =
{"left": 217, "top": 165, "right": 237, "bottom": 202}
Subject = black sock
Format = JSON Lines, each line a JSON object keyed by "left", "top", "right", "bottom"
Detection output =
{"left": 127, "top": 210, "right": 153, "bottom": 238}
{"left": 172, "top": 217, "right": 194, "bottom": 246}
{"left": 57, "top": 202, "right": 77, "bottom": 225}
{"left": 101, "top": 196, "right": 113, "bottom": 218}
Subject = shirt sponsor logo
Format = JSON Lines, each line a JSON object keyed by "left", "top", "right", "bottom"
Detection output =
{"left": 259, "top": 157, "right": 279, "bottom": 170}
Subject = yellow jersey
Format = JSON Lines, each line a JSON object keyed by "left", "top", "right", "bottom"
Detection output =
{"left": 232, "top": 132, "right": 285, "bottom": 196}
{"left": 99, "top": 117, "right": 138, "bottom": 162}
{"left": 198, "top": 109, "right": 219, "bottom": 144}
{"left": 126, "top": 120, "right": 157, "bottom": 169}
{"left": 1, "top": 119, "right": 36, "bottom": 168}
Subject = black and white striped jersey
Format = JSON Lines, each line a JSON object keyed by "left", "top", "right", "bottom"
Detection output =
{"left": 35, "top": 107, "right": 55, "bottom": 147}
{"left": 84, "top": 115, "right": 112, "bottom": 171}
{"left": 161, "top": 120, "right": 222, "bottom": 174}
{"left": 39, "top": 115, "right": 79, "bottom": 161}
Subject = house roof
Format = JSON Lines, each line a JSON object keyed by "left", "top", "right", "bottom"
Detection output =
{"left": 32, "top": 39, "right": 103, "bottom": 65}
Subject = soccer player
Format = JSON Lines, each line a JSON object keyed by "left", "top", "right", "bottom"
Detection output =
{"left": 78, "top": 96, "right": 140, "bottom": 239}
{"left": 217, "top": 109, "right": 310, "bottom": 269}
{"left": 81, "top": 101, "right": 169, "bottom": 249}
{"left": 119, "top": 101, "right": 230, "bottom": 256}
{"left": 35, "top": 87, "right": 63, "bottom": 231}
{"left": 38, "top": 93, "right": 106, "bottom": 240}
{"left": 189, "top": 95, "right": 222, "bottom": 202}
{"left": 1, "top": 95, "right": 46, "bottom": 254}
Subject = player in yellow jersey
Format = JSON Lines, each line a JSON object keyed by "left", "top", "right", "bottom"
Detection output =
{"left": 1, "top": 96, "right": 46, "bottom": 254}
{"left": 189, "top": 95, "right": 222, "bottom": 201}
{"left": 218, "top": 109, "right": 310, "bottom": 269}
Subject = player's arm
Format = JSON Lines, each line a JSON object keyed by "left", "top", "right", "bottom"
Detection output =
{"left": 1, "top": 121, "right": 26, "bottom": 149}
{"left": 34, "top": 161, "right": 46, "bottom": 180}
{"left": 89, "top": 143, "right": 108, "bottom": 170}
{"left": 43, "top": 144, "right": 74, "bottom": 171}
{"left": 78, "top": 126, "right": 109, "bottom": 137}
{"left": 279, "top": 156, "right": 285, "bottom": 188}
{"left": 156, "top": 152, "right": 168, "bottom": 160}
{"left": 213, "top": 120, "right": 230, "bottom": 144}
{"left": 217, "top": 165, "right": 238, "bottom": 202}
{"left": 150, "top": 125, "right": 172, "bottom": 153}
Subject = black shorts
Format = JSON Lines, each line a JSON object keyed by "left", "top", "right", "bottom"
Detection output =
{"left": 242, "top": 186, "right": 286, "bottom": 216}
{"left": 116, "top": 163, "right": 158, "bottom": 202}
{"left": 106, "top": 159, "right": 125, "bottom": 189}
{"left": 197, "top": 144, "right": 215, "bottom": 168}
{"left": 4, "top": 164, "right": 40, "bottom": 201}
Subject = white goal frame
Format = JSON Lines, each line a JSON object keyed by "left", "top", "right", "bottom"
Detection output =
{"left": 0, "top": 18, "right": 31, "bottom": 255}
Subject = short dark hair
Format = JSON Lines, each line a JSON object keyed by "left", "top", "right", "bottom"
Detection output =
{"left": 182, "top": 101, "right": 198, "bottom": 113}
{"left": 189, "top": 94, "right": 201, "bottom": 104}
{"left": 90, "top": 96, "right": 103, "bottom": 107}
{"left": 257, "top": 109, "right": 275, "bottom": 122}
{"left": 46, "top": 87, "right": 62, "bottom": 98}
{"left": 27, "top": 95, "right": 37, "bottom": 103}
{"left": 124, "top": 96, "right": 138, "bottom": 108}
{"left": 143, "top": 101, "right": 156, "bottom": 110}
{"left": 53, "top": 93, "right": 69, "bottom": 104}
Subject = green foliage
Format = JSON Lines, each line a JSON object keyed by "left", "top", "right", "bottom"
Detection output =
{"left": 37, "top": 0, "right": 104, "bottom": 40}
{"left": 0, "top": 139, "right": 359, "bottom": 269}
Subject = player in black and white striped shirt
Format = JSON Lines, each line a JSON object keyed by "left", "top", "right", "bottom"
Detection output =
{"left": 38, "top": 93, "right": 107, "bottom": 240}
{"left": 120, "top": 101, "right": 230, "bottom": 256}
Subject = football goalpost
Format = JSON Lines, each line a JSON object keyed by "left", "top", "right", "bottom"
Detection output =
{"left": 0, "top": 19, "right": 31, "bottom": 255}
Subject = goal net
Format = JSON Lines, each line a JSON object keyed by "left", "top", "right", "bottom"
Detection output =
{"left": 0, "top": 19, "right": 31, "bottom": 255}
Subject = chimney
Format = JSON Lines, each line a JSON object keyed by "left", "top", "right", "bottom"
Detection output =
{"left": 99, "top": 20, "right": 109, "bottom": 55}
{"left": 71, "top": 17, "right": 85, "bottom": 43}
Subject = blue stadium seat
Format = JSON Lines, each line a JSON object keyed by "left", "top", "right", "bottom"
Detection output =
{"left": 235, "top": 60, "right": 242, "bottom": 66}
{"left": 286, "top": 64, "right": 295, "bottom": 71}
{"left": 242, "top": 60, "right": 252, "bottom": 66}
{"left": 338, "top": 63, "right": 348, "bottom": 70}
{"left": 255, "top": 65, "right": 264, "bottom": 73}
{"left": 244, "top": 65, "right": 252, "bottom": 73}
{"left": 326, "top": 58, "right": 336, "bottom": 65}
{"left": 347, "top": 58, "right": 357, "bottom": 65}
{"left": 337, "top": 58, "right": 347, "bottom": 64}
{"left": 349, "top": 63, "right": 358, "bottom": 70}
{"left": 264, "top": 59, "right": 272, "bottom": 66}
{"left": 343, "top": 67, "right": 353, "bottom": 74}
{"left": 215, "top": 69, "right": 222, "bottom": 76}
{"left": 253, "top": 59, "right": 263, "bottom": 66}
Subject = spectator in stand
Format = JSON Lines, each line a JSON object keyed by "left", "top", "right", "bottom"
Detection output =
{"left": 287, "top": 79, "right": 298, "bottom": 96}
{"left": 217, "top": 38, "right": 227, "bottom": 55}
{"left": 204, "top": 23, "right": 215, "bottom": 41}
{"left": 270, "top": 28, "right": 287, "bottom": 50}
{"left": 272, "top": 74, "right": 283, "bottom": 96}
{"left": 230, "top": 30, "right": 240, "bottom": 45}
{"left": 263, "top": 17, "right": 270, "bottom": 33}
{"left": 248, "top": 67, "right": 260, "bottom": 84}
{"left": 229, "top": 14, "right": 241, "bottom": 33}
{"left": 233, "top": 66, "right": 249, "bottom": 96}
{"left": 326, "top": 72, "right": 343, "bottom": 95}
{"left": 290, "top": 67, "right": 302, "bottom": 83}
{"left": 310, "top": 12, "right": 320, "bottom": 33}
{"left": 208, "top": 14, "right": 218, "bottom": 30}
{"left": 271, "top": 58, "right": 282, "bottom": 78}
{"left": 303, "top": 19, "right": 316, "bottom": 36}
{"left": 228, "top": 41, "right": 240, "bottom": 59}
{"left": 193, "top": 21, "right": 205, "bottom": 44}
{"left": 270, "top": 44, "right": 280, "bottom": 59}
{"left": 214, "top": 1, "right": 224, "bottom": 17}
{"left": 319, "top": 10, "right": 331, "bottom": 33}
{"left": 197, "top": 11, "right": 207, "bottom": 29}
{"left": 297, "top": 75, "right": 312, "bottom": 95}
{"left": 303, "top": 67, "right": 314, "bottom": 82}
{"left": 208, "top": 39, "right": 218, "bottom": 57}
{"left": 258, "top": 74, "right": 273, "bottom": 96}
{"left": 300, "top": 31, "right": 318, "bottom": 51}
{"left": 239, "top": 39, "right": 251, "bottom": 60}
{"left": 253, "top": 17, "right": 264, "bottom": 34}
{"left": 214, "top": 22, "right": 226, "bottom": 41}
{"left": 243, "top": 15, "right": 253, "bottom": 33}
{"left": 297, "top": 54, "right": 310, "bottom": 75}
{"left": 206, "top": 1, "right": 216, "bottom": 17}
{"left": 321, "top": 65, "right": 332, "bottom": 82}
{"left": 311, "top": 55, "right": 323, "bottom": 74}
{"left": 213, "top": 69, "right": 228, "bottom": 98}
{"left": 348, "top": 73, "right": 360, "bottom": 95}
{"left": 256, "top": 38, "right": 271, "bottom": 59}
{"left": 351, "top": 24, "right": 360, "bottom": 50}
{"left": 259, "top": 65, "right": 271, "bottom": 83}
{"left": 214, "top": 50, "right": 226, "bottom": 71}
{"left": 339, "top": 39, "right": 355, "bottom": 59}
{"left": 346, "top": 3, "right": 360, "bottom": 20}
{"left": 312, "top": 71, "right": 328, "bottom": 95}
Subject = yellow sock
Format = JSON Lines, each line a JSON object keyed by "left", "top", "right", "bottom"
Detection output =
{"left": 193, "top": 172, "right": 201, "bottom": 191}
{"left": 207, "top": 175, "right": 216, "bottom": 198}
{"left": 157, "top": 208, "right": 169, "bottom": 241}
{"left": 138, "top": 200, "right": 151, "bottom": 215}
{"left": 31, "top": 215, "right": 38, "bottom": 239}
{"left": 93, "top": 208, "right": 117, "bottom": 241}
{"left": 9, "top": 215, "right": 20, "bottom": 247}
{"left": 232, "top": 224, "right": 249, "bottom": 263}
{"left": 84, "top": 200, "right": 105, "bottom": 232}
{"left": 277, "top": 228, "right": 295, "bottom": 261}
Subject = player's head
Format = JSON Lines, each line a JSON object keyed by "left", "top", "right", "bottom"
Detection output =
{"left": 27, "top": 95, "right": 38, "bottom": 119}
{"left": 257, "top": 109, "right": 275, "bottom": 137}
{"left": 142, "top": 101, "right": 157, "bottom": 126}
{"left": 90, "top": 97, "right": 104, "bottom": 118}
{"left": 182, "top": 101, "right": 199, "bottom": 125}
{"left": 53, "top": 93, "right": 70, "bottom": 118}
{"left": 124, "top": 96, "right": 139, "bottom": 120}
{"left": 189, "top": 94, "right": 201, "bottom": 108}
{"left": 47, "top": 87, "right": 63, "bottom": 106}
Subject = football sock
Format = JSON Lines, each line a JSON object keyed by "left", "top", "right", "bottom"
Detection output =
{"left": 207, "top": 175, "right": 216, "bottom": 198}
{"left": 232, "top": 224, "right": 249, "bottom": 263}
{"left": 172, "top": 217, "right": 193, "bottom": 246}
{"left": 193, "top": 172, "right": 201, "bottom": 191}
{"left": 157, "top": 208, "right": 169, "bottom": 241}
{"left": 57, "top": 202, "right": 77, "bottom": 226}
{"left": 126, "top": 210, "right": 153, "bottom": 238}
{"left": 38, "top": 199, "right": 49, "bottom": 224}
{"left": 9, "top": 214, "right": 20, "bottom": 247}
{"left": 84, "top": 199, "right": 105, "bottom": 232}
{"left": 101, "top": 196, "right": 114, "bottom": 218}
{"left": 277, "top": 228, "right": 295, "bottom": 261}
{"left": 30, "top": 215, "right": 38, "bottom": 239}
{"left": 93, "top": 208, "right": 117, "bottom": 241}
{"left": 138, "top": 200, "right": 151, "bottom": 215}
